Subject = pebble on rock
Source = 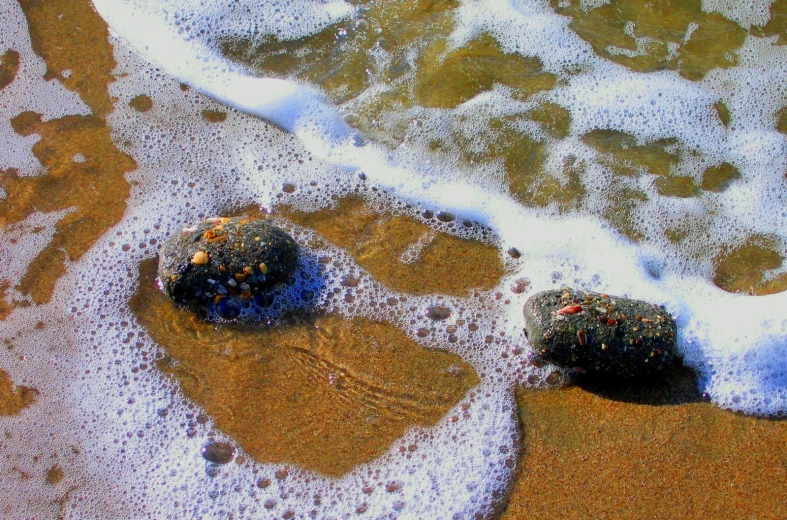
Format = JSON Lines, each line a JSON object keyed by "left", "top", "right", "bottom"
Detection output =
{"left": 158, "top": 216, "right": 299, "bottom": 305}
{"left": 523, "top": 288, "right": 677, "bottom": 378}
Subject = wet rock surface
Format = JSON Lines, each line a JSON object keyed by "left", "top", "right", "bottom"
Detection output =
{"left": 158, "top": 216, "right": 299, "bottom": 305}
{"left": 523, "top": 288, "right": 677, "bottom": 378}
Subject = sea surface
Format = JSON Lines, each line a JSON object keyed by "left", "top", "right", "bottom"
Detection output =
{"left": 1, "top": 0, "right": 786, "bottom": 518}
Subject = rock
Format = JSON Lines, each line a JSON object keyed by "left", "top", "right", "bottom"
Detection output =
{"left": 425, "top": 305, "right": 452, "bottom": 321}
{"left": 523, "top": 288, "right": 677, "bottom": 378}
{"left": 201, "top": 441, "right": 235, "bottom": 464}
{"left": 158, "top": 216, "right": 299, "bottom": 305}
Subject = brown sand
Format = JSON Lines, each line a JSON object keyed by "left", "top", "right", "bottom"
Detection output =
{"left": 282, "top": 195, "right": 505, "bottom": 296}
{"left": 0, "top": 49, "right": 20, "bottom": 89}
{"left": 132, "top": 259, "right": 478, "bottom": 476}
{"left": 0, "top": 369, "right": 37, "bottom": 416}
{"left": 504, "top": 384, "right": 787, "bottom": 519}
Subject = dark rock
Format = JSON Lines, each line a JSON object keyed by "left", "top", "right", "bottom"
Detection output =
{"left": 158, "top": 216, "right": 299, "bottom": 305}
{"left": 201, "top": 440, "right": 235, "bottom": 464}
{"left": 523, "top": 288, "right": 677, "bottom": 378}
{"left": 435, "top": 211, "right": 455, "bottom": 223}
{"left": 425, "top": 305, "right": 452, "bottom": 321}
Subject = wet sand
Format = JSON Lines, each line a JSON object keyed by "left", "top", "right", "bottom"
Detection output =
{"left": 280, "top": 195, "right": 504, "bottom": 296}
{"left": 505, "top": 385, "right": 787, "bottom": 519}
{"left": 2, "top": 0, "right": 787, "bottom": 518}
{"left": 132, "top": 258, "right": 479, "bottom": 477}
{"left": 0, "top": 369, "right": 37, "bottom": 416}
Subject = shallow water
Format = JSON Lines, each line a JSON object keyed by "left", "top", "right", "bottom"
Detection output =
{"left": 1, "top": 0, "right": 787, "bottom": 518}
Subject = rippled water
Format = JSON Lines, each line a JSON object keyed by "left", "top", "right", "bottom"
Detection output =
{"left": 1, "top": 0, "right": 787, "bottom": 517}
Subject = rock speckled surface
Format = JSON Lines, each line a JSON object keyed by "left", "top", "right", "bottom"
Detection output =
{"left": 158, "top": 217, "right": 299, "bottom": 305}
{"left": 523, "top": 288, "right": 677, "bottom": 378}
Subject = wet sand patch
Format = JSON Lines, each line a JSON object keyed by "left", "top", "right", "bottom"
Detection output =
{"left": 280, "top": 196, "right": 505, "bottom": 296}
{"left": 712, "top": 234, "right": 787, "bottom": 295}
{"left": 550, "top": 0, "right": 748, "bottom": 80}
{"left": 18, "top": 0, "right": 116, "bottom": 116}
{"left": 1, "top": 0, "right": 134, "bottom": 306}
{"left": 0, "top": 48, "right": 20, "bottom": 90}
{"left": 3, "top": 112, "right": 134, "bottom": 303}
{"left": 0, "top": 368, "right": 37, "bottom": 416}
{"left": 503, "top": 385, "right": 787, "bottom": 519}
{"left": 131, "top": 258, "right": 478, "bottom": 476}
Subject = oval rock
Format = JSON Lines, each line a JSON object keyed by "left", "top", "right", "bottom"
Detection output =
{"left": 201, "top": 441, "right": 235, "bottom": 464}
{"left": 523, "top": 288, "right": 677, "bottom": 378}
{"left": 158, "top": 216, "right": 299, "bottom": 305}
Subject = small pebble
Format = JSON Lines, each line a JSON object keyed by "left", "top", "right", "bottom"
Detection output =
{"left": 201, "top": 441, "right": 235, "bottom": 464}
{"left": 191, "top": 251, "right": 209, "bottom": 265}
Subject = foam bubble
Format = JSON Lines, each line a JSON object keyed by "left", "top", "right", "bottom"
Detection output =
{"left": 702, "top": 0, "right": 777, "bottom": 28}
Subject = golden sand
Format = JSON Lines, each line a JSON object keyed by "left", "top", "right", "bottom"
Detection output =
{"left": 132, "top": 259, "right": 478, "bottom": 476}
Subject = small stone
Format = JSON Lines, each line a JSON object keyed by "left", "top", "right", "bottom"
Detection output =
{"left": 191, "top": 250, "right": 209, "bottom": 265}
{"left": 158, "top": 216, "right": 299, "bottom": 305}
{"left": 435, "top": 211, "right": 455, "bottom": 223}
{"left": 201, "top": 441, "right": 235, "bottom": 464}
{"left": 523, "top": 288, "right": 677, "bottom": 378}
{"left": 425, "top": 305, "right": 452, "bottom": 321}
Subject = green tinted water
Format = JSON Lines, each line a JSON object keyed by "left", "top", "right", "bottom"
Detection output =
{"left": 218, "top": 0, "right": 787, "bottom": 295}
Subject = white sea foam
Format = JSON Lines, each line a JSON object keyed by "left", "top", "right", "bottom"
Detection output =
{"left": 0, "top": 1, "right": 90, "bottom": 176}
{"left": 2, "top": 0, "right": 787, "bottom": 517}
{"left": 88, "top": 0, "right": 787, "bottom": 413}
{"left": 702, "top": 0, "right": 777, "bottom": 28}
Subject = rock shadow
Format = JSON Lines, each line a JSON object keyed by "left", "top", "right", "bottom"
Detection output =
{"left": 570, "top": 362, "right": 703, "bottom": 406}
